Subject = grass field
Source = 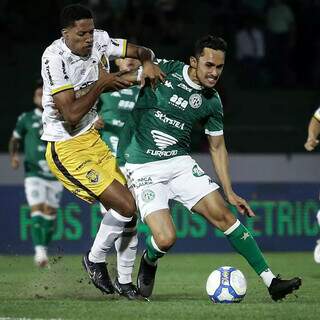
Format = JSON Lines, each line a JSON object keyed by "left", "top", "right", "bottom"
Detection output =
{"left": 0, "top": 252, "right": 319, "bottom": 320}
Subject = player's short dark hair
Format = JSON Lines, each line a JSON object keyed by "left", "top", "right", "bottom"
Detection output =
{"left": 60, "top": 4, "right": 93, "bottom": 29}
{"left": 194, "top": 35, "right": 227, "bottom": 58}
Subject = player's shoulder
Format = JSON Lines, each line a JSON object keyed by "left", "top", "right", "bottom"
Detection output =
{"left": 155, "top": 58, "right": 184, "bottom": 73}
{"left": 42, "top": 38, "right": 70, "bottom": 63}
{"left": 93, "top": 29, "right": 111, "bottom": 46}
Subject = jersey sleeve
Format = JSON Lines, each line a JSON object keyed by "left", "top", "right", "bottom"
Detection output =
{"left": 314, "top": 107, "right": 320, "bottom": 121}
{"left": 41, "top": 54, "right": 73, "bottom": 95}
{"left": 154, "top": 59, "right": 183, "bottom": 74}
{"left": 99, "top": 30, "right": 127, "bottom": 60}
{"left": 204, "top": 94, "right": 224, "bottom": 136}
{"left": 13, "top": 112, "right": 27, "bottom": 139}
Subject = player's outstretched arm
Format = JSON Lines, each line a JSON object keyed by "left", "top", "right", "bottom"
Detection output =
{"left": 208, "top": 135, "right": 255, "bottom": 217}
{"left": 304, "top": 116, "right": 320, "bottom": 151}
{"left": 126, "top": 43, "right": 166, "bottom": 87}
{"left": 8, "top": 136, "right": 20, "bottom": 169}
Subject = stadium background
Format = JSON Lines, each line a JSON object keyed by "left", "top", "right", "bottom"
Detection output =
{"left": 0, "top": 0, "right": 319, "bottom": 255}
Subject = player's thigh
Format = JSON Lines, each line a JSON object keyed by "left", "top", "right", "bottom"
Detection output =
{"left": 99, "top": 179, "right": 136, "bottom": 217}
{"left": 45, "top": 180, "right": 63, "bottom": 209}
{"left": 24, "top": 177, "right": 46, "bottom": 207}
{"left": 169, "top": 157, "right": 219, "bottom": 210}
{"left": 192, "top": 190, "right": 236, "bottom": 231}
{"left": 46, "top": 131, "right": 125, "bottom": 204}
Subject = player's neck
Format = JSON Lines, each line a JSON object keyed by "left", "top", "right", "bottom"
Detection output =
{"left": 187, "top": 67, "right": 201, "bottom": 86}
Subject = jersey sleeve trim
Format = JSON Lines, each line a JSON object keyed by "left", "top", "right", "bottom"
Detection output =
{"left": 12, "top": 131, "right": 21, "bottom": 139}
{"left": 121, "top": 39, "right": 127, "bottom": 58}
{"left": 51, "top": 84, "right": 74, "bottom": 95}
{"left": 205, "top": 129, "right": 224, "bottom": 136}
{"left": 313, "top": 115, "right": 320, "bottom": 123}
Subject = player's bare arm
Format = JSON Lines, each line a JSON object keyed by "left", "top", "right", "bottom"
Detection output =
{"left": 304, "top": 116, "right": 320, "bottom": 151}
{"left": 126, "top": 43, "right": 166, "bottom": 87}
{"left": 8, "top": 136, "right": 20, "bottom": 169}
{"left": 208, "top": 134, "right": 255, "bottom": 217}
{"left": 53, "top": 66, "right": 133, "bottom": 125}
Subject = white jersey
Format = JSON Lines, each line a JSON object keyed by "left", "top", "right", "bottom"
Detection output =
{"left": 41, "top": 30, "right": 127, "bottom": 141}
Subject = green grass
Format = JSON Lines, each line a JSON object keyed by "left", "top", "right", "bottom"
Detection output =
{"left": 0, "top": 252, "right": 319, "bottom": 320}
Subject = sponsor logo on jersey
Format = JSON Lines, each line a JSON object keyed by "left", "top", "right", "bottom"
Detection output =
{"left": 61, "top": 60, "right": 69, "bottom": 80}
{"left": 141, "top": 189, "right": 155, "bottom": 202}
{"left": 169, "top": 94, "right": 188, "bottom": 110}
{"left": 134, "top": 176, "right": 153, "bottom": 188}
{"left": 192, "top": 164, "right": 205, "bottom": 177}
{"left": 86, "top": 169, "right": 100, "bottom": 184}
{"left": 112, "top": 119, "right": 125, "bottom": 127}
{"left": 164, "top": 80, "right": 174, "bottom": 89}
{"left": 76, "top": 159, "right": 92, "bottom": 171}
{"left": 45, "top": 62, "right": 54, "bottom": 86}
{"left": 154, "top": 111, "right": 185, "bottom": 130}
{"left": 177, "top": 83, "right": 192, "bottom": 92}
{"left": 146, "top": 149, "right": 178, "bottom": 157}
{"left": 151, "top": 130, "right": 178, "bottom": 150}
{"left": 189, "top": 94, "right": 202, "bottom": 109}
{"left": 111, "top": 39, "right": 120, "bottom": 47}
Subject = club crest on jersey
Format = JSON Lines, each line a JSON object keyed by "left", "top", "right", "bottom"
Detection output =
{"left": 151, "top": 130, "right": 178, "bottom": 150}
{"left": 189, "top": 94, "right": 202, "bottom": 109}
{"left": 192, "top": 164, "right": 205, "bottom": 177}
{"left": 86, "top": 169, "right": 100, "bottom": 184}
{"left": 142, "top": 189, "right": 155, "bottom": 202}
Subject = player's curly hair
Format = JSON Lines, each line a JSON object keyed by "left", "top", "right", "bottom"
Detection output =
{"left": 60, "top": 4, "right": 93, "bottom": 29}
{"left": 194, "top": 35, "right": 227, "bottom": 58}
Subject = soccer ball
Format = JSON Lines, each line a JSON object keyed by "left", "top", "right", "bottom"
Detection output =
{"left": 206, "top": 266, "right": 247, "bottom": 303}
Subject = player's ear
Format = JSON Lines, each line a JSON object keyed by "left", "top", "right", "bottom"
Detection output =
{"left": 61, "top": 28, "right": 68, "bottom": 39}
{"left": 190, "top": 56, "right": 198, "bottom": 69}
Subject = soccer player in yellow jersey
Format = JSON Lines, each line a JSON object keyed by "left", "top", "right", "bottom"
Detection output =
{"left": 41, "top": 4, "right": 164, "bottom": 299}
{"left": 304, "top": 107, "right": 320, "bottom": 263}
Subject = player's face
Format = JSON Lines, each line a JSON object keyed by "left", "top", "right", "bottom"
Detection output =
{"left": 117, "top": 58, "right": 141, "bottom": 71}
{"left": 34, "top": 87, "right": 43, "bottom": 109}
{"left": 63, "top": 19, "right": 94, "bottom": 57}
{"left": 194, "top": 48, "right": 225, "bottom": 88}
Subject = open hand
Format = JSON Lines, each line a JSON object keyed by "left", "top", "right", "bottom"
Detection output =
{"left": 140, "top": 61, "right": 166, "bottom": 89}
{"left": 227, "top": 191, "right": 255, "bottom": 217}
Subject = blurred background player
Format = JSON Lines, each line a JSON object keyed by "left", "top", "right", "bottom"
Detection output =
{"left": 9, "top": 79, "right": 63, "bottom": 267}
{"left": 304, "top": 107, "right": 320, "bottom": 263}
{"left": 94, "top": 57, "right": 141, "bottom": 298}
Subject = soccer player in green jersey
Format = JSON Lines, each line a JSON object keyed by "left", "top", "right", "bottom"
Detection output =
{"left": 304, "top": 107, "right": 320, "bottom": 263}
{"left": 94, "top": 58, "right": 141, "bottom": 299}
{"left": 9, "top": 79, "right": 63, "bottom": 267}
{"left": 119, "top": 35, "right": 302, "bottom": 301}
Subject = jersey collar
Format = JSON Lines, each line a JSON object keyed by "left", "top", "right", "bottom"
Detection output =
{"left": 183, "top": 65, "right": 202, "bottom": 91}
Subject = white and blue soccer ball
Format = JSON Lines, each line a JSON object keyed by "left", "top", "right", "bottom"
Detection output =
{"left": 206, "top": 266, "right": 247, "bottom": 303}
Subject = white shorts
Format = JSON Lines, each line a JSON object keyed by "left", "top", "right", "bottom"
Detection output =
{"left": 125, "top": 156, "right": 219, "bottom": 221}
{"left": 99, "top": 166, "right": 128, "bottom": 214}
{"left": 24, "top": 176, "right": 63, "bottom": 208}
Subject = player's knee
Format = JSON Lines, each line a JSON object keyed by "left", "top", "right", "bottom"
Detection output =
{"left": 156, "top": 233, "right": 177, "bottom": 251}
{"left": 212, "top": 211, "right": 236, "bottom": 232}
{"left": 120, "top": 197, "right": 137, "bottom": 218}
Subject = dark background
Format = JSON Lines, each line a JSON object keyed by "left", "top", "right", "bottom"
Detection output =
{"left": 1, "top": 0, "right": 320, "bottom": 153}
